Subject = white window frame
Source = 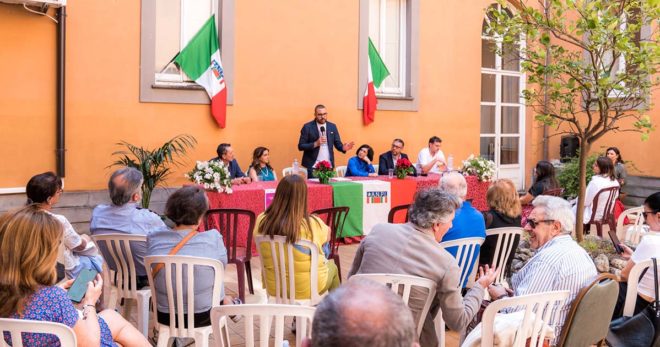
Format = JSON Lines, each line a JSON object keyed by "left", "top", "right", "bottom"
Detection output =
{"left": 370, "top": 0, "right": 407, "bottom": 97}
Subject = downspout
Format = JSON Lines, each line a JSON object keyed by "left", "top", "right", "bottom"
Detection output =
{"left": 56, "top": 6, "right": 66, "bottom": 177}
{"left": 542, "top": 0, "right": 550, "bottom": 160}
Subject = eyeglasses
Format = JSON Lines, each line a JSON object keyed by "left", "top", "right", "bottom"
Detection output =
{"left": 316, "top": 113, "right": 328, "bottom": 117}
{"left": 526, "top": 219, "right": 555, "bottom": 229}
{"left": 392, "top": 145, "right": 403, "bottom": 149}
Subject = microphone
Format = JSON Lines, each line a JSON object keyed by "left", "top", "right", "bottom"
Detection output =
{"left": 320, "top": 126, "right": 326, "bottom": 136}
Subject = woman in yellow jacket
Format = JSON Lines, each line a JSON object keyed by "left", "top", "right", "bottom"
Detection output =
{"left": 254, "top": 175, "right": 340, "bottom": 299}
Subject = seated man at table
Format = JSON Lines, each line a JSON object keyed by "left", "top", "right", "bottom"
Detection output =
{"left": 378, "top": 138, "right": 416, "bottom": 176}
{"left": 214, "top": 143, "right": 251, "bottom": 185}
{"left": 439, "top": 171, "right": 486, "bottom": 288}
{"left": 90, "top": 167, "right": 166, "bottom": 289}
{"left": 417, "top": 136, "right": 446, "bottom": 175}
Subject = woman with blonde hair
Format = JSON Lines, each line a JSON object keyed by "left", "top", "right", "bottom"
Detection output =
{"left": 0, "top": 205, "right": 149, "bottom": 346}
{"left": 479, "top": 179, "right": 522, "bottom": 277}
{"left": 253, "top": 175, "right": 340, "bottom": 299}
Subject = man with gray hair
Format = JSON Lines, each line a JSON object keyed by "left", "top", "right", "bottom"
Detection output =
{"left": 487, "top": 195, "right": 597, "bottom": 342}
{"left": 90, "top": 167, "right": 166, "bottom": 288}
{"left": 348, "top": 188, "right": 498, "bottom": 347}
{"left": 439, "top": 171, "right": 487, "bottom": 288}
{"left": 303, "top": 278, "right": 418, "bottom": 347}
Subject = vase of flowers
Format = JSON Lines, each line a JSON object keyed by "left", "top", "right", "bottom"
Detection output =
{"left": 185, "top": 160, "right": 233, "bottom": 193}
{"left": 395, "top": 158, "right": 414, "bottom": 179}
{"left": 313, "top": 160, "right": 335, "bottom": 184}
{"left": 461, "top": 154, "right": 496, "bottom": 182}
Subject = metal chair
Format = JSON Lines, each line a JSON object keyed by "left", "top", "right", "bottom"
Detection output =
{"left": 335, "top": 165, "right": 347, "bottom": 178}
{"left": 204, "top": 208, "right": 255, "bottom": 303}
{"left": 584, "top": 186, "right": 619, "bottom": 237}
{"left": 388, "top": 204, "right": 411, "bottom": 223}
{"left": 0, "top": 318, "right": 77, "bottom": 346}
{"left": 312, "top": 206, "right": 350, "bottom": 282}
{"left": 211, "top": 304, "right": 315, "bottom": 347}
{"left": 542, "top": 187, "right": 564, "bottom": 197}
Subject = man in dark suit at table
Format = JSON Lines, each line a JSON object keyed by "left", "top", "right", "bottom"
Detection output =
{"left": 213, "top": 143, "right": 251, "bottom": 185}
{"left": 378, "top": 138, "right": 416, "bottom": 176}
{"left": 298, "top": 104, "right": 355, "bottom": 178}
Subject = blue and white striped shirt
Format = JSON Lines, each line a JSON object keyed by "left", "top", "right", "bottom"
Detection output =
{"left": 510, "top": 234, "right": 597, "bottom": 342}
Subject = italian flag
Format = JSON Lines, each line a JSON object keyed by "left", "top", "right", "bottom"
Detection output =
{"left": 363, "top": 38, "right": 390, "bottom": 126}
{"left": 175, "top": 15, "right": 228, "bottom": 128}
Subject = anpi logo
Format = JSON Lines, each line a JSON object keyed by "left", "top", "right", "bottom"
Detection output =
{"left": 211, "top": 59, "right": 224, "bottom": 80}
{"left": 366, "top": 191, "right": 388, "bottom": 204}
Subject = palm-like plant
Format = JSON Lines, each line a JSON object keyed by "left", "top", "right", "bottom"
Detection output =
{"left": 110, "top": 134, "right": 197, "bottom": 208}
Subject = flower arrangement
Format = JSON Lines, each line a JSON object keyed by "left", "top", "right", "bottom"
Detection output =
{"left": 185, "top": 160, "right": 233, "bottom": 193}
{"left": 313, "top": 160, "right": 335, "bottom": 184}
{"left": 395, "top": 158, "right": 414, "bottom": 179}
{"left": 461, "top": 155, "right": 496, "bottom": 182}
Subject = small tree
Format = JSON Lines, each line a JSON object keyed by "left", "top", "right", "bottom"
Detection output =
{"left": 487, "top": 0, "right": 659, "bottom": 241}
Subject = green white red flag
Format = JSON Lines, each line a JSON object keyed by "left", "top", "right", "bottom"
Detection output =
{"left": 175, "top": 15, "right": 227, "bottom": 128}
{"left": 363, "top": 38, "right": 390, "bottom": 125}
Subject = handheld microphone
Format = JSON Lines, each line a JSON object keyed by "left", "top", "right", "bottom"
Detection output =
{"left": 320, "top": 126, "right": 326, "bottom": 136}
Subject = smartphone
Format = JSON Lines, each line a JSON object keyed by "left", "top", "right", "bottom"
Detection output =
{"left": 608, "top": 229, "right": 623, "bottom": 254}
{"left": 67, "top": 268, "right": 98, "bottom": 303}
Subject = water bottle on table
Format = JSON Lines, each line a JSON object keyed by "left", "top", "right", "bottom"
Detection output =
{"left": 292, "top": 159, "right": 299, "bottom": 175}
{"left": 447, "top": 154, "right": 454, "bottom": 171}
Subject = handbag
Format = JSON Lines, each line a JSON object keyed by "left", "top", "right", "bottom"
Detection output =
{"left": 607, "top": 258, "right": 660, "bottom": 347}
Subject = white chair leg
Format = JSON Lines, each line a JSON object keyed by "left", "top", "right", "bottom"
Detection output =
{"left": 194, "top": 329, "right": 211, "bottom": 347}
{"left": 434, "top": 313, "right": 445, "bottom": 347}
{"left": 137, "top": 292, "right": 151, "bottom": 337}
{"left": 156, "top": 326, "right": 169, "bottom": 347}
{"left": 106, "top": 286, "right": 119, "bottom": 310}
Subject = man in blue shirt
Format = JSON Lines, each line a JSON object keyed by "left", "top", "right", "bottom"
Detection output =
{"left": 213, "top": 143, "right": 251, "bottom": 185}
{"left": 439, "top": 171, "right": 487, "bottom": 288}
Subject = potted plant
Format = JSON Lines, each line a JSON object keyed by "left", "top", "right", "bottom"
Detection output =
{"left": 461, "top": 155, "right": 496, "bottom": 182}
{"left": 110, "top": 134, "right": 197, "bottom": 208}
{"left": 186, "top": 160, "right": 233, "bottom": 193}
{"left": 395, "top": 158, "right": 414, "bottom": 179}
{"left": 313, "top": 160, "right": 335, "bottom": 184}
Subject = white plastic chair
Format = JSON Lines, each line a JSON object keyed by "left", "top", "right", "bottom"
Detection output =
{"left": 472, "top": 290, "right": 571, "bottom": 347}
{"left": 335, "top": 166, "right": 347, "bottom": 178}
{"left": 254, "top": 235, "right": 326, "bottom": 306}
{"left": 145, "top": 255, "right": 224, "bottom": 347}
{"left": 349, "top": 273, "right": 437, "bottom": 338}
{"left": 0, "top": 318, "right": 77, "bottom": 347}
{"left": 92, "top": 233, "right": 152, "bottom": 337}
{"left": 440, "top": 236, "right": 485, "bottom": 288}
{"left": 282, "top": 167, "right": 307, "bottom": 178}
{"left": 372, "top": 164, "right": 379, "bottom": 174}
{"left": 623, "top": 258, "right": 656, "bottom": 317}
{"left": 616, "top": 206, "right": 646, "bottom": 245}
{"left": 485, "top": 227, "right": 524, "bottom": 286}
{"left": 211, "top": 304, "right": 315, "bottom": 347}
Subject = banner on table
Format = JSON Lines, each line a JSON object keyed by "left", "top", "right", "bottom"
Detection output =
{"left": 264, "top": 188, "right": 276, "bottom": 209}
{"left": 358, "top": 180, "right": 391, "bottom": 235}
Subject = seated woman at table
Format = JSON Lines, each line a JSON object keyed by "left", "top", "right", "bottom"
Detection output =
{"left": 479, "top": 179, "right": 522, "bottom": 277}
{"left": 519, "top": 160, "right": 559, "bottom": 206}
{"left": 253, "top": 175, "right": 340, "bottom": 299}
{"left": 247, "top": 146, "right": 277, "bottom": 182}
{"left": 573, "top": 156, "right": 619, "bottom": 224}
{"left": 345, "top": 144, "right": 377, "bottom": 177}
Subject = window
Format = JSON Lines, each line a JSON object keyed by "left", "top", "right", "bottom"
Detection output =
{"left": 358, "top": 0, "right": 419, "bottom": 111}
{"left": 140, "top": 0, "right": 234, "bottom": 104}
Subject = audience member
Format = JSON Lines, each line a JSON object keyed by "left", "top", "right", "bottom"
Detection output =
{"left": 26, "top": 172, "right": 103, "bottom": 279}
{"left": 214, "top": 143, "right": 251, "bottom": 185}
{"left": 378, "top": 138, "right": 416, "bottom": 176}
{"left": 439, "top": 172, "right": 487, "bottom": 288}
{"left": 90, "top": 167, "right": 166, "bottom": 289}
{"left": 147, "top": 186, "right": 238, "bottom": 328}
{"left": 349, "top": 188, "right": 498, "bottom": 347}
{"left": 298, "top": 104, "right": 355, "bottom": 177}
{"left": 417, "top": 136, "right": 446, "bottom": 175}
{"left": 303, "top": 278, "right": 419, "bottom": 347}
{"left": 488, "top": 196, "right": 597, "bottom": 343}
{"left": 345, "top": 144, "right": 377, "bottom": 177}
{"left": 606, "top": 147, "right": 627, "bottom": 186}
{"left": 0, "top": 205, "right": 149, "bottom": 346}
{"left": 519, "top": 160, "right": 559, "bottom": 206}
{"left": 254, "top": 175, "right": 340, "bottom": 299}
{"left": 247, "top": 146, "right": 277, "bottom": 182}
{"left": 612, "top": 191, "right": 660, "bottom": 319}
{"left": 573, "top": 156, "right": 619, "bottom": 225}
{"left": 479, "top": 179, "right": 522, "bottom": 277}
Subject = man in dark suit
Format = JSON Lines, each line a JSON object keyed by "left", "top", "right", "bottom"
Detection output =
{"left": 213, "top": 143, "right": 251, "bottom": 185}
{"left": 298, "top": 104, "right": 354, "bottom": 177}
{"left": 378, "top": 138, "right": 416, "bottom": 176}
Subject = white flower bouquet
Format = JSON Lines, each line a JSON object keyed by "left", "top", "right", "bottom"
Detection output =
{"left": 185, "top": 160, "right": 233, "bottom": 193}
{"left": 461, "top": 154, "right": 496, "bottom": 182}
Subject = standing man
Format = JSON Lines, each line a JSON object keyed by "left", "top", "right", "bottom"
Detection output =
{"left": 298, "top": 104, "right": 355, "bottom": 178}
{"left": 378, "top": 138, "right": 416, "bottom": 176}
{"left": 214, "top": 143, "right": 251, "bottom": 185}
{"left": 417, "top": 136, "right": 446, "bottom": 174}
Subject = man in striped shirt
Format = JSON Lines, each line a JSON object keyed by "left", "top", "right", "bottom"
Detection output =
{"left": 487, "top": 196, "right": 597, "bottom": 343}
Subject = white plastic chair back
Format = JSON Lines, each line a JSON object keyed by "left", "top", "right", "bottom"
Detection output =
{"left": 211, "top": 304, "right": 315, "bottom": 347}
{"left": 623, "top": 258, "right": 655, "bottom": 317}
{"left": 282, "top": 167, "right": 307, "bottom": 178}
{"left": 372, "top": 164, "right": 379, "bottom": 174}
{"left": 440, "top": 237, "right": 485, "bottom": 288}
{"left": 485, "top": 227, "right": 524, "bottom": 285}
{"left": 479, "top": 290, "right": 571, "bottom": 347}
{"left": 145, "top": 255, "right": 224, "bottom": 346}
{"left": 335, "top": 166, "right": 347, "bottom": 177}
{"left": 350, "top": 273, "right": 437, "bottom": 338}
{"left": 617, "top": 206, "right": 646, "bottom": 244}
{"left": 0, "top": 318, "right": 76, "bottom": 347}
{"left": 92, "top": 233, "right": 152, "bottom": 336}
{"left": 254, "top": 235, "right": 324, "bottom": 306}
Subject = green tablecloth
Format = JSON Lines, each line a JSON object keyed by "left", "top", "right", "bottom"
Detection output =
{"left": 330, "top": 181, "right": 363, "bottom": 237}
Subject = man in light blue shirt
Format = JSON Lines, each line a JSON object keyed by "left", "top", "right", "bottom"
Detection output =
{"left": 90, "top": 167, "right": 166, "bottom": 287}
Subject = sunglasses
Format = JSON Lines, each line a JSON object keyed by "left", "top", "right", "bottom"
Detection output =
{"left": 526, "top": 219, "right": 555, "bottom": 229}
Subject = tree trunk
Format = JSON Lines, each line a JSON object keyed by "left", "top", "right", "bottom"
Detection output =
{"left": 574, "top": 141, "right": 591, "bottom": 242}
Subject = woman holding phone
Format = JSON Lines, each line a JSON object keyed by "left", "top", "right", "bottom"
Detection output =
{"left": 0, "top": 205, "right": 149, "bottom": 346}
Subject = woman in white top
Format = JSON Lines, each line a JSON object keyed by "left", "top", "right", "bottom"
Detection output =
{"left": 577, "top": 156, "right": 619, "bottom": 224}
{"left": 612, "top": 192, "right": 660, "bottom": 318}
